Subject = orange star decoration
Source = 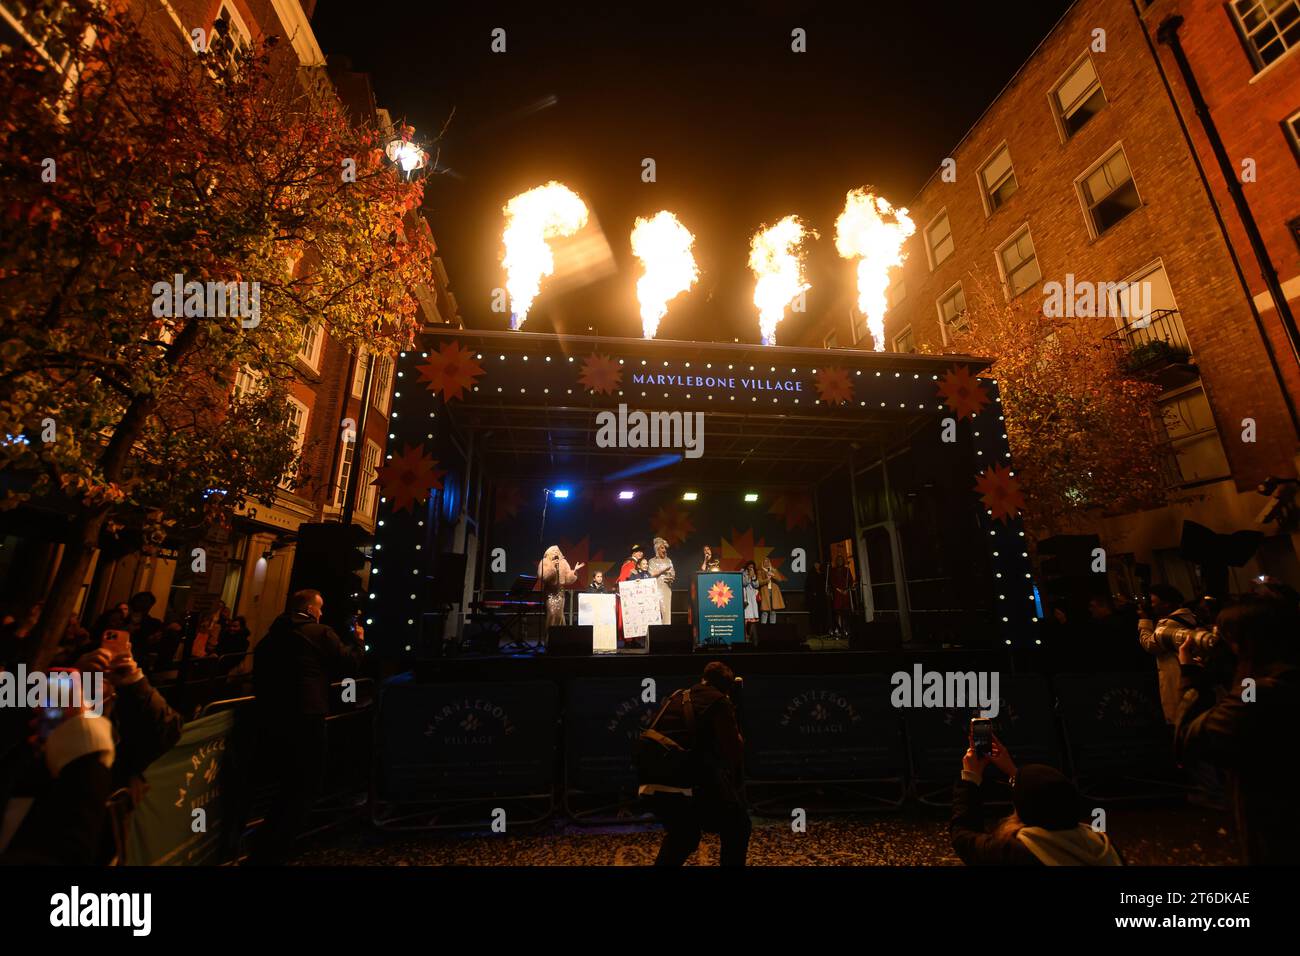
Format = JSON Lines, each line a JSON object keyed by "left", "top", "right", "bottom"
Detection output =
{"left": 768, "top": 489, "right": 814, "bottom": 530}
{"left": 707, "top": 579, "right": 735, "bottom": 609}
{"left": 651, "top": 504, "right": 696, "bottom": 546}
{"left": 559, "top": 535, "right": 612, "bottom": 589}
{"left": 493, "top": 482, "right": 524, "bottom": 524}
{"left": 974, "top": 465, "right": 1025, "bottom": 523}
{"left": 936, "top": 365, "right": 990, "bottom": 420}
{"left": 814, "top": 367, "right": 853, "bottom": 405}
{"left": 578, "top": 353, "right": 622, "bottom": 395}
{"left": 416, "top": 341, "right": 484, "bottom": 403}
{"left": 373, "top": 444, "right": 446, "bottom": 513}
{"left": 719, "top": 528, "right": 782, "bottom": 577}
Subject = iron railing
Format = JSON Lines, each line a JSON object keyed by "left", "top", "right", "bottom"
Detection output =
{"left": 1102, "top": 308, "right": 1192, "bottom": 370}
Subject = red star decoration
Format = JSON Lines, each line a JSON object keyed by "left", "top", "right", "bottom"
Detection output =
{"left": 814, "top": 367, "right": 854, "bottom": 405}
{"left": 707, "top": 580, "right": 735, "bottom": 608}
{"left": 558, "top": 535, "right": 612, "bottom": 588}
{"left": 578, "top": 353, "right": 622, "bottom": 394}
{"left": 651, "top": 504, "right": 696, "bottom": 546}
{"left": 373, "top": 443, "right": 446, "bottom": 513}
{"left": 493, "top": 482, "right": 523, "bottom": 524}
{"left": 974, "top": 465, "right": 1025, "bottom": 523}
{"left": 767, "top": 488, "right": 815, "bottom": 530}
{"left": 937, "top": 365, "right": 990, "bottom": 420}
{"left": 416, "top": 341, "right": 484, "bottom": 403}
{"left": 719, "top": 528, "right": 782, "bottom": 577}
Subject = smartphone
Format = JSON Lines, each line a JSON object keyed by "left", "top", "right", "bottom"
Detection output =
{"left": 101, "top": 628, "right": 131, "bottom": 656}
{"left": 38, "top": 671, "right": 78, "bottom": 741}
{"left": 970, "top": 717, "right": 994, "bottom": 758}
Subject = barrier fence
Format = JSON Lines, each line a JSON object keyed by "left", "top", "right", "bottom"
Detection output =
{"left": 119, "top": 668, "right": 1193, "bottom": 856}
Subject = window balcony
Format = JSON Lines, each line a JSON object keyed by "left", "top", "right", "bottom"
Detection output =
{"left": 1102, "top": 308, "right": 1198, "bottom": 388}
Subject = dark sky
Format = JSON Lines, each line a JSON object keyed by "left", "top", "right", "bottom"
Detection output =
{"left": 311, "top": 0, "right": 1075, "bottom": 343}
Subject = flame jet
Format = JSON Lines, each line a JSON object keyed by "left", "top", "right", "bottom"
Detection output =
{"left": 748, "top": 215, "right": 815, "bottom": 346}
{"left": 630, "top": 211, "right": 699, "bottom": 339}
{"left": 501, "top": 181, "right": 589, "bottom": 329}
{"left": 834, "top": 188, "right": 915, "bottom": 351}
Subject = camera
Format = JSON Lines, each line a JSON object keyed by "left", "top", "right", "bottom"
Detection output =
{"left": 1152, "top": 618, "right": 1220, "bottom": 654}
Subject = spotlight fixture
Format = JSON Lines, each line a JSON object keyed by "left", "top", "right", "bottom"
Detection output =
{"left": 552, "top": 488, "right": 570, "bottom": 499}
{"left": 743, "top": 492, "right": 759, "bottom": 502}
{"left": 682, "top": 491, "right": 698, "bottom": 501}
{"left": 618, "top": 490, "right": 635, "bottom": 500}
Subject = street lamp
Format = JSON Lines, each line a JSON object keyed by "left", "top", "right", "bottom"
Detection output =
{"left": 384, "top": 125, "right": 428, "bottom": 179}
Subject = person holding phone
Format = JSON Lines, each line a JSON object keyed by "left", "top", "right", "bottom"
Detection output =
{"left": 950, "top": 731, "right": 1121, "bottom": 866}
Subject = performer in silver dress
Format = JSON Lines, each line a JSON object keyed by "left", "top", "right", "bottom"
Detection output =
{"left": 648, "top": 537, "right": 676, "bottom": 627}
{"left": 537, "top": 545, "right": 582, "bottom": 630}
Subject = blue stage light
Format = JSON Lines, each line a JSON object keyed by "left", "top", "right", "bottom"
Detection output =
{"left": 552, "top": 488, "right": 570, "bottom": 499}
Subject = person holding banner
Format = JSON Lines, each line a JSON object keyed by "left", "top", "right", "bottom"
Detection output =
{"left": 537, "top": 546, "right": 583, "bottom": 630}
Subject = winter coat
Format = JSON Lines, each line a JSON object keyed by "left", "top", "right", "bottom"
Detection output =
{"left": 758, "top": 568, "right": 785, "bottom": 612}
{"left": 1138, "top": 607, "right": 1198, "bottom": 722}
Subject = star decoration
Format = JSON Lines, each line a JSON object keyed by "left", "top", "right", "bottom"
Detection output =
{"left": 558, "top": 535, "right": 612, "bottom": 588}
{"left": 578, "top": 353, "right": 622, "bottom": 394}
{"left": 974, "top": 464, "right": 1025, "bottom": 523}
{"left": 707, "top": 580, "right": 735, "bottom": 608}
{"left": 937, "top": 365, "right": 990, "bottom": 420}
{"left": 814, "top": 367, "right": 854, "bottom": 405}
{"left": 415, "top": 341, "right": 484, "bottom": 403}
{"left": 493, "top": 482, "right": 524, "bottom": 523}
{"left": 767, "top": 488, "right": 815, "bottom": 531}
{"left": 373, "top": 443, "right": 446, "bottom": 513}
{"left": 651, "top": 504, "right": 695, "bottom": 546}
{"left": 719, "top": 528, "right": 781, "bottom": 575}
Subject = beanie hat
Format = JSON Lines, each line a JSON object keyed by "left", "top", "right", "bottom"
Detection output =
{"left": 1012, "top": 764, "right": 1081, "bottom": 831}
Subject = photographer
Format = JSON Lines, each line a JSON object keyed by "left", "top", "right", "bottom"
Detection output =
{"left": 1138, "top": 585, "right": 1199, "bottom": 724}
{"left": 1174, "top": 598, "right": 1300, "bottom": 864}
{"left": 951, "top": 734, "right": 1122, "bottom": 866}
{"left": 639, "top": 661, "right": 750, "bottom": 866}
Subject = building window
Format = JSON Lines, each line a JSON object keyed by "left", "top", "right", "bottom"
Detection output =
{"left": 334, "top": 439, "right": 356, "bottom": 510}
{"left": 358, "top": 441, "right": 381, "bottom": 517}
{"left": 1230, "top": 0, "right": 1300, "bottom": 71}
{"left": 231, "top": 366, "right": 261, "bottom": 401}
{"left": 1158, "top": 385, "right": 1231, "bottom": 486}
{"left": 823, "top": 329, "right": 839, "bottom": 349}
{"left": 997, "top": 226, "right": 1041, "bottom": 297}
{"left": 924, "top": 210, "right": 954, "bottom": 268}
{"left": 886, "top": 277, "right": 907, "bottom": 311}
{"left": 351, "top": 347, "right": 368, "bottom": 398}
{"left": 980, "top": 144, "right": 1019, "bottom": 213}
{"left": 372, "top": 354, "right": 393, "bottom": 415}
{"left": 213, "top": 1, "right": 251, "bottom": 68}
{"left": 937, "top": 282, "right": 968, "bottom": 340}
{"left": 280, "top": 395, "right": 309, "bottom": 489}
{"left": 1052, "top": 54, "right": 1107, "bottom": 137}
{"left": 1078, "top": 145, "right": 1141, "bottom": 236}
{"left": 892, "top": 326, "right": 915, "bottom": 354}
{"left": 297, "top": 323, "right": 322, "bottom": 371}
{"left": 1285, "top": 109, "right": 1300, "bottom": 164}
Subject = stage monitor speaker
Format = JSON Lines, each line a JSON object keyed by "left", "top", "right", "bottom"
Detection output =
{"left": 546, "top": 625, "right": 592, "bottom": 657}
{"left": 429, "top": 552, "right": 468, "bottom": 605}
{"left": 648, "top": 623, "right": 692, "bottom": 655}
{"left": 757, "top": 622, "right": 802, "bottom": 651}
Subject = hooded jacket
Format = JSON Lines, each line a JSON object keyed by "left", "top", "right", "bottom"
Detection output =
{"left": 950, "top": 778, "right": 1123, "bottom": 866}
{"left": 1017, "top": 825, "right": 1122, "bottom": 865}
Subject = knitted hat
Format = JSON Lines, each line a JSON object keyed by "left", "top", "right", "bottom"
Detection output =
{"left": 1012, "top": 764, "right": 1081, "bottom": 830}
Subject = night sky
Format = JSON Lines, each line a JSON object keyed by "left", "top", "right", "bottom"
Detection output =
{"left": 311, "top": 0, "right": 1075, "bottom": 343}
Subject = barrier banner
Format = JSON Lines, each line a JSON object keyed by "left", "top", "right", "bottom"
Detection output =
{"left": 740, "top": 675, "right": 902, "bottom": 780}
{"left": 377, "top": 680, "right": 558, "bottom": 802}
{"left": 563, "top": 676, "right": 691, "bottom": 793}
{"left": 577, "top": 592, "right": 618, "bottom": 651}
{"left": 127, "top": 710, "right": 233, "bottom": 866}
{"left": 1054, "top": 671, "right": 1174, "bottom": 773}
{"left": 903, "top": 672, "right": 1059, "bottom": 781}
{"left": 618, "top": 577, "right": 661, "bottom": 640}
{"left": 695, "top": 571, "right": 745, "bottom": 645}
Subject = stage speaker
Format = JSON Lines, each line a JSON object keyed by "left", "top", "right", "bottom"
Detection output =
{"left": 428, "top": 552, "right": 468, "bottom": 605}
{"left": 648, "top": 623, "right": 692, "bottom": 655}
{"left": 757, "top": 622, "right": 802, "bottom": 651}
{"left": 546, "top": 625, "right": 593, "bottom": 657}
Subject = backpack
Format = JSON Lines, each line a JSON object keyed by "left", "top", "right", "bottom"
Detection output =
{"left": 636, "top": 689, "right": 698, "bottom": 790}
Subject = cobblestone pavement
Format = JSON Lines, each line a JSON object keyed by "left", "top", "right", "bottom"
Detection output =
{"left": 291, "top": 801, "right": 1239, "bottom": 866}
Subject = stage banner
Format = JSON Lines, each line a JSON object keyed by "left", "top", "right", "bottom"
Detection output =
{"left": 563, "top": 676, "right": 692, "bottom": 794}
{"left": 127, "top": 710, "right": 233, "bottom": 866}
{"left": 577, "top": 592, "right": 618, "bottom": 651}
{"left": 695, "top": 571, "right": 745, "bottom": 645}
{"left": 376, "top": 679, "right": 558, "bottom": 802}
{"left": 739, "top": 675, "right": 903, "bottom": 781}
{"left": 1054, "top": 671, "right": 1174, "bottom": 774}
{"left": 902, "top": 672, "right": 1059, "bottom": 782}
{"left": 618, "top": 577, "right": 661, "bottom": 640}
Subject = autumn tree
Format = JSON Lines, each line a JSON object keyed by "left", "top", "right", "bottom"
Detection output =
{"left": 0, "top": 1, "right": 433, "bottom": 665}
{"left": 930, "top": 272, "right": 1168, "bottom": 540}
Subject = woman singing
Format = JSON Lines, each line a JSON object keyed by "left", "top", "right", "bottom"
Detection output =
{"left": 649, "top": 537, "right": 676, "bottom": 627}
{"left": 537, "top": 545, "right": 583, "bottom": 631}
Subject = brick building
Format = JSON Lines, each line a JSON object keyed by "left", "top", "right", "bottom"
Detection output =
{"left": 798, "top": 0, "right": 1300, "bottom": 596}
{"left": 0, "top": 0, "right": 461, "bottom": 643}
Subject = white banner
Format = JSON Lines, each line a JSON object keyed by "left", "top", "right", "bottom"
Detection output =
{"left": 577, "top": 593, "right": 618, "bottom": 652}
{"left": 618, "top": 578, "right": 662, "bottom": 640}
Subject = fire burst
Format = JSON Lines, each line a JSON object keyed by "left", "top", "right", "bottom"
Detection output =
{"left": 630, "top": 211, "right": 699, "bottom": 339}
{"left": 748, "top": 216, "right": 814, "bottom": 346}
{"left": 834, "top": 188, "right": 915, "bottom": 351}
{"left": 501, "top": 181, "right": 589, "bottom": 329}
